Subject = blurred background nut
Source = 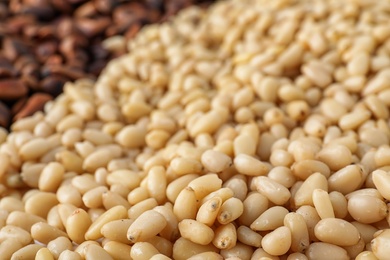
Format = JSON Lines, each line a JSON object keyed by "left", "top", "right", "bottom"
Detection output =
{"left": 0, "top": 79, "right": 28, "bottom": 100}
{"left": 13, "top": 93, "right": 52, "bottom": 121}
{"left": 0, "top": 102, "right": 11, "bottom": 128}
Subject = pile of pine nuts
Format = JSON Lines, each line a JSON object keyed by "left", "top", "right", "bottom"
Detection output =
{"left": 1, "top": 0, "right": 390, "bottom": 259}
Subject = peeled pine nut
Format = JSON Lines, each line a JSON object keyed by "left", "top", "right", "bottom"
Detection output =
{"left": 212, "top": 223, "right": 237, "bottom": 250}
{"left": 312, "top": 189, "right": 335, "bottom": 219}
{"left": 196, "top": 197, "right": 222, "bottom": 226}
{"left": 254, "top": 176, "right": 291, "bottom": 205}
{"left": 178, "top": 219, "right": 214, "bottom": 246}
{"left": 261, "top": 226, "right": 292, "bottom": 256}
{"left": 217, "top": 197, "right": 244, "bottom": 225}
{"left": 127, "top": 210, "right": 167, "bottom": 243}
{"left": 85, "top": 205, "right": 127, "bottom": 240}
{"left": 251, "top": 206, "right": 289, "bottom": 231}
{"left": 372, "top": 170, "right": 390, "bottom": 200}
{"left": 314, "top": 218, "right": 360, "bottom": 246}
{"left": 347, "top": 195, "right": 387, "bottom": 224}
{"left": 284, "top": 213, "right": 310, "bottom": 253}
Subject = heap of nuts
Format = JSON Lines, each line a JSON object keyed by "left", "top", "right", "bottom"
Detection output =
{"left": 0, "top": 0, "right": 216, "bottom": 128}
{"left": 1, "top": 0, "right": 390, "bottom": 259}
